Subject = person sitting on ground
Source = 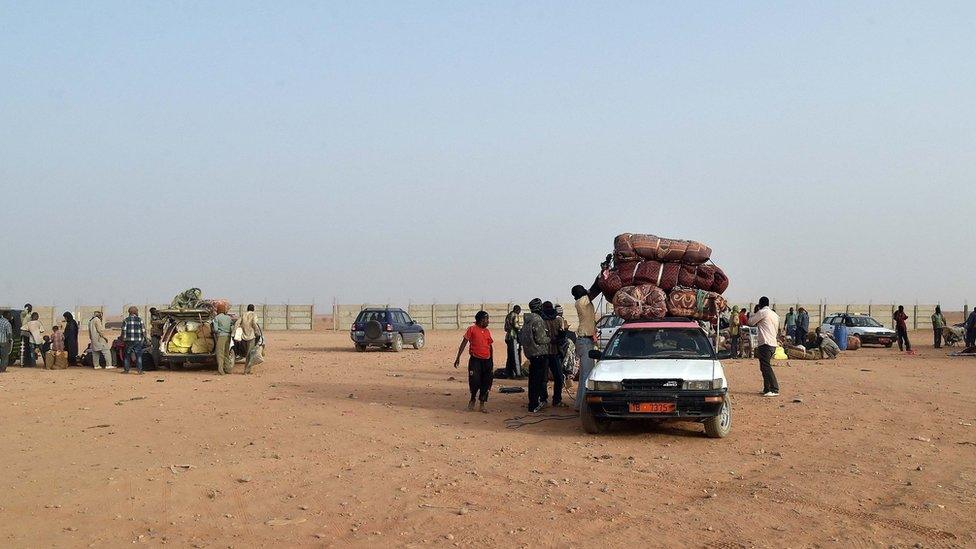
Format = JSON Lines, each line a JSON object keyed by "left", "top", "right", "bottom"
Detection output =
{"left": 454, "top": 311, "right": 494, "bottom": 413}
{"left": 814, "top": 327, "right": 840, "bottom": 359}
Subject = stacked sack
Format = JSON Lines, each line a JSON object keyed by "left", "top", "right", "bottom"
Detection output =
{"left": 599, "top": 233, "right": 729, "bottom": 321}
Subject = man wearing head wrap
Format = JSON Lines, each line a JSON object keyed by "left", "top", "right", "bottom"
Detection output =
{"left": 213, "top": 303, "right": 234, "bottom": 375}
{"left": 519, "top": 298, "right": 551, "bottom": 412}
{"left": 88, "top": 310, "right": 114, "bottom": 369}
{"left": 729, "top": 306, "right": 741, "bottom": 358}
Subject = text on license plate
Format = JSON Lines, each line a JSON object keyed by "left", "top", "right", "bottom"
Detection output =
{"left": 629, "top": 402, "right": 676, "bottom": 413}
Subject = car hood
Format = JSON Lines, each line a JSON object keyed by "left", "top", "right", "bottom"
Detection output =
{"left": 850, "top": 327, "right": 895, "bottom": 334}
{"left": 590, "top": 358, "right": 725, "bottom": 385}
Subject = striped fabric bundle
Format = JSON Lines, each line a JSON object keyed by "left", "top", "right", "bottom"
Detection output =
{"left": 611, "top": 284, "right": 668, "bottom": 321}
{"left": 613, "top": 233, "right": 712, "bottom": 265}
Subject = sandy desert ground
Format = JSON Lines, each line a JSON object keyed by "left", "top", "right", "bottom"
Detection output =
{"left": 1, "top": 329, "right": 974, "bottom": 548}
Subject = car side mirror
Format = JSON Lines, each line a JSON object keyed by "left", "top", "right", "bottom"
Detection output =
{"left": 588, "top": 349, "right": 602, "bottom": 360}
{"left": 716, "top": 350, "right": 731, "bottom": 360}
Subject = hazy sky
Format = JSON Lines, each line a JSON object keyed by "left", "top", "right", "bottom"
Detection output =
{"left": 2, "top": 1, "right": 974, "bottom": 310}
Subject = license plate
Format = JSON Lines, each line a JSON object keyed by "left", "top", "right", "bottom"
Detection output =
{"left": 629, "top": 402, "right": 675, "bottom": 413}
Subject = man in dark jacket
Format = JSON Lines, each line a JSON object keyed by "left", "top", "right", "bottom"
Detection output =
{"left": 520, "top": 298, "right": 551, "bottom": 413}
{"left": 541, "top": 301, "right": 567, "bottom": 408}
{"left": 794, "top": 307, "right": 810, "bottom": 347}
{"left": 964, "top": 308, "right": 976, "bottom": 349}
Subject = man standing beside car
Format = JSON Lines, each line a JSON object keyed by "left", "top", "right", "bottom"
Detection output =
{"left": 213, "top": 303, "right": 234, "bottom": 375}
{"left": 520, "top": 298, "right": 551, "bottom": 413}
{"left": 747, "top": 296, "right": 780, "bottom": 397}
{"left": 572, "top": 282, "right": 600, "bottom": 411}
{"left": 120, "top": 307, "right": 147, "bottom": 374}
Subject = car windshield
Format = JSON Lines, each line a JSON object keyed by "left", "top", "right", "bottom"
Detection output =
{"left": 356, "top": 311, "right": 387, "bottom": 324}
{"left": 597, "top": 316, "right": 624, "bottom": 329}
{"left": 848, "top": 316, "right": 883, "bottom": 328}
{"left": 603, "top": 328, "right": 714, "bottom": 359}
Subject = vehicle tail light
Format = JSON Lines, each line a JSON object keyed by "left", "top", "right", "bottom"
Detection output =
{"left": 385, "top": 323, "right": 393, "bottom": 332}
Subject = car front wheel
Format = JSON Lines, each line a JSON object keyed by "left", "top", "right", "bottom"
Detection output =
{"left": 580, "top": 404, "right": 609, "bottom": 434}
{"left": 413, "top": 333, "right": 425, "bottom": 350}
{"left": 704, "top": 394, "right": 732, "bottom": 438}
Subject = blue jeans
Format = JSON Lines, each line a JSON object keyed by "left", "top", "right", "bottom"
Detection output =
{"left": 124, "top": 342, "right": 144, "bottom": 372}
{"left": 574, "top": 337, "right": 595, "bottom": 410}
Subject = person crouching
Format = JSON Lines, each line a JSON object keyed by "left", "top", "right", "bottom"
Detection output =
{"left": 454, "top": 311, "right": 494, "bottom": 413}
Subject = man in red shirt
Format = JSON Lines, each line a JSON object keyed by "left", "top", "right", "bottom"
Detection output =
{"left": 454, "top": 311, "right": 494, "bottom": 413}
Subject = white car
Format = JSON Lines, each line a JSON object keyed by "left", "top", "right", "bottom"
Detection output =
{"left": 820, "top": 313, "right": 897, "bottom": 347}
{"left": 582, "top": 319, "right": 731, "bottom": 438}
{"left": 595, "top": 314, "right": 624, "bottom": 349}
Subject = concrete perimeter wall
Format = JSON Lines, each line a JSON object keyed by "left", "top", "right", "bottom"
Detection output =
{"left": 333, "top": 301, "right": 971, "bottom": 331}
{"left": 334, "top": 301, "right": 617, "bottom": 331}
{"left": 0, "top": 304, "right": 314, "bottom": 331}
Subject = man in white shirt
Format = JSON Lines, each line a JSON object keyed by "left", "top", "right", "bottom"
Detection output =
{"left": 747, "top": 296, "right": 780, "bottom": 397}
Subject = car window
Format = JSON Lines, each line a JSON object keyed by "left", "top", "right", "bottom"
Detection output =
{"left": 603, "top": 328, "right": 714, "bottom": 359}
{"left": 598, "top": 316, "right": 624, "bottom": 329}
{"left": 829, "top": 317, "right": 841, "bottom": 325}
{"left": 849, "top": 316, "right": 882, "bottom": 328}
{"left": 401, "top": 312, "right": 414, "bottom": 324}
{"left": 395, "top": 312, "right": 408, "bottom": 325}
{"left": 357, "top": 311, "right": 387, "bottom": 324}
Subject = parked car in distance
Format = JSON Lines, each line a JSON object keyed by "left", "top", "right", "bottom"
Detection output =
{"left": 582, "top": 318, "right": 731, "bottom": 438}
{"left": 350, "top": 308, "right": 425, "bottom": 352}
{"left": 596, "top": 314, "right": 624, "bottom": 349}
{"left": 820, "top": 313, "right": 897, "bottom": 347}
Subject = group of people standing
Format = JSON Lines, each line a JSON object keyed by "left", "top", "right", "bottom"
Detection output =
{"left": 454, "top": 282, "right": 602, "bottom": 414}
{"left": 1, "top": 304, "right": 81, "bottom": 369}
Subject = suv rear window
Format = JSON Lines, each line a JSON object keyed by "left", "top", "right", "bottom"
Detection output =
{"left": 356, "top": 310, "right": 388, "bottom": 324}
{"left": 604, "top": 328, "right": 714, "bottom": 360}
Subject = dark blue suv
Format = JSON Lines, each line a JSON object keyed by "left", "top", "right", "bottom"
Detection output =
{"left": 350, "top": 308, "right": 425, "bottom": 352}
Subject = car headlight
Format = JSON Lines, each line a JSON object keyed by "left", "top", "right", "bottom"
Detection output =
{"left": 683, "top": 379, "right": 722, "bottom": 390}
{"left": 587, "top": 380, "right": 622, "bottom": 391}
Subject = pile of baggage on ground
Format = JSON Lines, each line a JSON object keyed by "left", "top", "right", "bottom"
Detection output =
{"left": 596, "top": 233, "right": 729, "bottom": 321}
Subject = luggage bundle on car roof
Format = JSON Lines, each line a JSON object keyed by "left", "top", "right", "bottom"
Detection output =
{"left": 596, "top": 233, "right": 729, "bottom": 322}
